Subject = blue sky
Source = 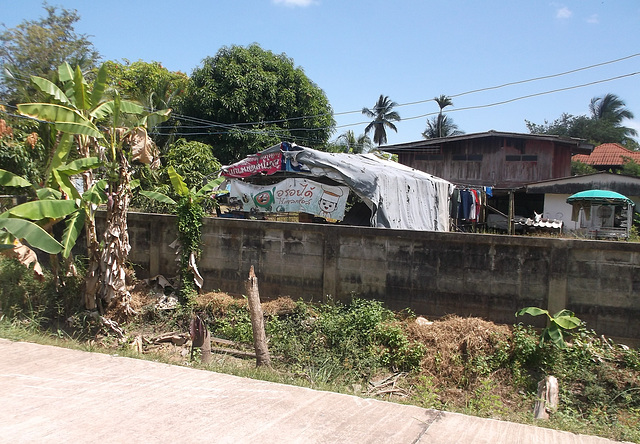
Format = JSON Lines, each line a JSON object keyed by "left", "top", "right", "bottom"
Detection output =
{"left": 3, "top": 0, "right": 640, "bottom": 146}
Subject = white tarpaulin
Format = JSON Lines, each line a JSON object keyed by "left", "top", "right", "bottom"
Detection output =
{"left": 227, "top": 178, "right": 350, "bottom": 221}
{"left": 222, "top": 143, "right": 454, "bottom": 231}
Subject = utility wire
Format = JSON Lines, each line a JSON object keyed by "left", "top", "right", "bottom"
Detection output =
{"left": 3, "top": 55, "right": 639, "bottom": 146}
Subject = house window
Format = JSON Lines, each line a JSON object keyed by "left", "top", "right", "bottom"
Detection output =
{"left": 506, "top": 155, "right": 538, "bottom": 162}
{"left": 416, "top": 153, "right": 444, "bottom": 161}
{"left": 453, "top": 154, "right": 483, "bottom": 161}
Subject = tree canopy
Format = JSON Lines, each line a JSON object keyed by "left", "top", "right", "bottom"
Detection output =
{"left": 526, "top": 93, "right": 638, "bottom": 149}
{"left": 177, "top": 44, "right": 335, "bottom": 164}
{"left": 0, "top": 4, "right": 100, "bottom": 104}
{"left": 102, "top": 60, "right": 188, "bottom": 112}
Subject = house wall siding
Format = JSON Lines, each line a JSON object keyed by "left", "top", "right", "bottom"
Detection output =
{"left": 394, "top": 137, "right": 573, "bottom": 187}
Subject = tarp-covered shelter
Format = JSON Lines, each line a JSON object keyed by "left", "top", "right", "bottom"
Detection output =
{"left": 221, "top": 142, "right": 454, "bottom": 231}
{"left": 566, "top": 189, "right": 635, "bottom": 239}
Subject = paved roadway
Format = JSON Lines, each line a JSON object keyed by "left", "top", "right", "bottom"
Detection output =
{"left": 0, "top": 339, "right": 628, "bottom": 444}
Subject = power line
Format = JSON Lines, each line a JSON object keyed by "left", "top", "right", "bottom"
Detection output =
{"left": 3, "top": 55, "right": 639, "bottom": 146}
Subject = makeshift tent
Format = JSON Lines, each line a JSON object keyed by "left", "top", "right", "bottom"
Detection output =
{"left": 566, "top": 189, "right": 635, "bottom": 238}
{"left": 221, "top": 142, "right": 454, "bottom": 231}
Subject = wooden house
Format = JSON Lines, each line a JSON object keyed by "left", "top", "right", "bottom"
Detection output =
{"left": 382, "top": 131, "right": 592, "bottom": 189}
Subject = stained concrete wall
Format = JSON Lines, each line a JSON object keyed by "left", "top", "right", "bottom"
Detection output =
{"left": 122, "top": 212, "right": 640, "bottom": 340}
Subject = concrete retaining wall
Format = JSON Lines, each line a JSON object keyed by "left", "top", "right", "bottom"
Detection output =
{"left": 121, "top": 212, "right": 640, "bottom": 340}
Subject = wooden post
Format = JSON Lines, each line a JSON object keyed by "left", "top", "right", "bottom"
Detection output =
{"left": 246, "top": 265, "right": 271, "bottom": 367}
{"left": 533, "top": 375, "right": 559, "bottom": 419}
{"left": 190, "top": 314, "right": 212, "bottom": 364}
{"left": 508, "top": 190, "right": 515, "bottom": 235}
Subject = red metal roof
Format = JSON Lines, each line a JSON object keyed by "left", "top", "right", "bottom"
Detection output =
{"left": 572, "top": 143, "right": 640, "bottom": 166}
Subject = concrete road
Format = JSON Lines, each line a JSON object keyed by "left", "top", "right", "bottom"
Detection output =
{"left": 0, "top": 338, "right": 626, "bottom": 443}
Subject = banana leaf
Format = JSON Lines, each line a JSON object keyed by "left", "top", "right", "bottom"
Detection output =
{"left": 55, "top": 121, "right": 103, "bottom": 139}
{"left": 58, "top": 62, "right": 74, "bottom": 84}
{"left": 91, "top": 64, "right": 108, "bottom": 107}
{"left": 0, "top": 218, "right": 62, "bottom": 254}
{"left": 82, "top": 179, "right": 107, "bottom": 206}
{"left": 48, "top": 133, "right": 74, "bottom": 174}
{"left": 73, "top": 65, "right": 90, "bottom": 110}
{"left": 30, "top": 76, "right": 70, "bottom": 105}
{"left": 0, "top": 169, "right": 32, "bottom": 188}
{"left": 36, "top": 188, "right": 63, "bottom": 201}
{"left": 18, "top": 103, "right": 85, "bottom": 123}
{"left": 140, "top": 190, "right": 176, "bottom": 206}
{"left": 52, "top": 170, "right": 81, "bottom": 201}
{"left": 168, "top": 166, "right": 189, "bottom": 197}
{"left": 61, "top": 210, "right": 86, "bottom": 258}
{"left": 8, "top": 199, "right": 78, "bottom": 220}
{"left": 56, "top": 157, "right": 102, "bottom": 175}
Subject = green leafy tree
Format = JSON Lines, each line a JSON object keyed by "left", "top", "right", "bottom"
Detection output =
{"left": 0, "top": 4, "right": 100, "bottom": 104}
{"left": 132, "top": 139, "right": 222, "bottom": 214}
{"left": 102, "top": 60, "right": 188, "bottom": 111}
{"left": 101, "top": 60, "right": 188, "bottom": 149}
{"left": 620, "top": 158, "right": 640, "bottom": 177}
{"left": 178, "top": 44, "right": 335, "bottom": 164}
{"left": 570, "top": 160, "right": 597, "bottom": 176}
{"left": 362, "top": 94, "right": 401, "bottom": 146}
{"left": 526, "top": 93, "right": 638, "bottom": 147}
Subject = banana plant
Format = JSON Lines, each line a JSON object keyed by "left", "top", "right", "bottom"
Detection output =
{"left": 140, "top": 167, "right": 224, "bottom": 302}
{"left": 516, "top": 306, "right": 582, "bottom": 349}
{"left": 17, "top": 62, "right": 171, "bottom": 312}
{"left": 0, "top": 168, "right": 106, "bottom": 256}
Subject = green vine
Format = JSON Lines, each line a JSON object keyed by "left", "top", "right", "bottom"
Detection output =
{"left": 176, "top": 196, "right": 204, "bottom": 304}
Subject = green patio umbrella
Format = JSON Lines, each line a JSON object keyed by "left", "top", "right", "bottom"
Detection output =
{"left": 566, "top": 190, "right": 635, "bottom": 206}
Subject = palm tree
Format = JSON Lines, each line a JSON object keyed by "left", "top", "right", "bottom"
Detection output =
{"left": 422, "top": 114, "right": 464, "bottom": 139}
{"left": 423, "top": 95, "right": 463, "bottom": 139}
{"left": 589, "top": 93, "right": 637, "bottom": 138}
{"left": 336, "top": 130, "right": 373, "bottom": 154}
{"left": 362, "top": 94, "right": 401, "bottom": 146}
{"left": 434, "top": 94, "right": 453, "bottom": 115}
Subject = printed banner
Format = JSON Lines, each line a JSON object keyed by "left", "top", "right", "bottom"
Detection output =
{"left": 222, "top": 151, "right": 282, "bottom": 178}
{"left": 227, "top": 178, "right": 349, "bottom": 221}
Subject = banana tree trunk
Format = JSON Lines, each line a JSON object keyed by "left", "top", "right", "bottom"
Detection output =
{"left": 98, "top": 154, "right": 135, "bottom": 316}
{"left": 83, "top": 169, "right": 100, "bottom": 310}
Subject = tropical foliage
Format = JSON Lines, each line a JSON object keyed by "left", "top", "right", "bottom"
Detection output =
{"left": 526, "top": 93, "right": 638, "bottom": 149}
{"left": 335, "top": 130, "right": 373, "bottom": 154}
{"left": 422, "top": 95, "right": 463, "bottom": 139}
{"left": 362, "top": 94, "right": 401, "bottom": 146}
{"left": 140, "top": 168, "right": 224, "bottom": 304}
{"left": 15, "top": 62, "right": 170, "bottom": 313}
{"left": 515, "top": 306, "right": 581, "bottom": 348}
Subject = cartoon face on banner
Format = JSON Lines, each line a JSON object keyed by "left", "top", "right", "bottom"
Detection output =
{"left": 227, "top": 179, "right": 349, "bottom": 221}
{"left": 318, "top": 187, "right": 344, "bottom": 218}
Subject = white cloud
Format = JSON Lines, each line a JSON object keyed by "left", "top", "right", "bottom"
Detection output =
{"left": 586, "top": 14, "right": 599, "bottom": 24}
{"left": 273, "top": 0, "right": 317, "bottom": 7}
{"left": 556, "top": 6, "right": 573, "bottom": 19}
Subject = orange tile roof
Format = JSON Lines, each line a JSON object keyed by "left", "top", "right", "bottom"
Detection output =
{"left": 572, "top": 143, "right": 640, "bottom": 166}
